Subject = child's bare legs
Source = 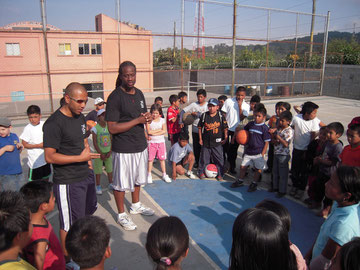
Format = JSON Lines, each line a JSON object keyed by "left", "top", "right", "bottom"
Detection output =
{"left": 148, "top": 161, "right": 154, "bottom": 174}
{"left": 160, "top": 160, "right": 166, "bottom": 175}
{"left": 184, "top": 152, "right": 195, "bottom": 171}
{"left": 107, "top": 172, "right": 113, "bottom": 184}
{"left": 239, "top": 165, "right": 248, "bottom": 179}
{"left": 253, "top": 169, "right": 262, "bottom": 182}
{"left": 231, "top": 165, "right": 248, "bottom": 188}
{"left": 96, "top": 174, "right": 101, "bottom": 186}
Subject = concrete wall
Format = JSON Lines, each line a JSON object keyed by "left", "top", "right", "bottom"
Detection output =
{"left": 154, "top": 64, "right": 360, "bottom": 99}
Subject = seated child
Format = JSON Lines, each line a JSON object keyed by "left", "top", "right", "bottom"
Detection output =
{"left": 20, "top": 181, "right": 65, "bottom": 270}
{"left": 198, "top": 98, "right": 228, "bottom": 181}
{"left": 305, "top": 126, "right": 327, "bottom": 207}
{"left": 339, "top": 123, "right": 360, "bottom": 167}
{"left": 66, "top": 216, "right": 111, "bottom": 270}
{"left": 20, "top": 105, "right": 51, "bottom": 181}
{"left": 167, "top": 95, "right": 181, "bottom": 146}
{"left": 146, "top": 216, "right": 189, "bottom": 270}
{"left": 0, "top": 117, "right": 24, "bottom": 191}
{"left": 91, "top": 109, "right": 113, "bottom": 195}
{"left": 313, "top": 122, "right": 344, "bottom": 217}
{"left": 0, "top": 191, "right": 35, "bottom": 270}
{"left": 269, "top": 110, "right": 294, "bottom": 197}
{"left": 146, "top": 104, "right": 171, "bottom": 183}
{"left": 256, "top": 199, "right": 307, "bottom": 270}
{"left": 168, "top": 132, "right": 196, "bottom": 181}
{"left": 305, "top": 166, "right": 360, "bottom": 270}
{"left": 154, "top": 96, "right": 164, "bottom": 118}
{"left": 230, "top": 104, "right": 271, "bottom": 192}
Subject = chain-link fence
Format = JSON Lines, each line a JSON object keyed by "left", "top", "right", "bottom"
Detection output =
{"left": 0, "top": 0, "right": 335, "bottom": 117}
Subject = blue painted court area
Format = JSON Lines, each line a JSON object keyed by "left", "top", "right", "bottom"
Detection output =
{"left": 144, "top": 179, "right": 324, "bottom": 270}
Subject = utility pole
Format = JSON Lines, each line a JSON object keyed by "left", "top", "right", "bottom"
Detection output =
{"left": 173, "top": 21, "right": 176, "bottom": 65}
{"left": 230, "top": 0, "right": 237, "bottom": 97}
{"left": 309, "top": 0, "right": 316, "bottom": 58}
{"left": 40, "top": 0, "right": 54, "bottom": 113}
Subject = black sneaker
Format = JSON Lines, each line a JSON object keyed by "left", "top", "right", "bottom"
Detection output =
{"left": 230, "top": 179, "right": 244, "bottom": 188}
{"left": 247, "top": 182, "right": 258, "bottom": 192}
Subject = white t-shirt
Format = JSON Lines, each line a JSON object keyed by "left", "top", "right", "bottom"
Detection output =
{"left": 148, "top": 118, "right": 166, "bottom": 143}
{"left": 183, "top": 102, "right": 208, "bottom": 133}
{"left": 292, "top": 114, "right": 321, "bottom": 150}
{"left": 20, "top": 121, "right": 46, "bottom": 169}
{"left": 221, "top": 97, "right": 250, "bottom": 132}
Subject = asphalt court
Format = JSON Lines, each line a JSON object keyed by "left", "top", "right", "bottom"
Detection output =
{"left": 7, "top": 95, "right": 360, "bottom": 269}
{"left": 144, "top": 179, "right": 324, "bottom": 270}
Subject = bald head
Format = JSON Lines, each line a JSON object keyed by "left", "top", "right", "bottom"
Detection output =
{"left": 64, "top": 82, "right": 86, "bottom": 96}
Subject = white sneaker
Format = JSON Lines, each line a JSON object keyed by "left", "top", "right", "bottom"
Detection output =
{"left": 186, "top": 170, "right": 196, "bottom": 179}
{"left": 96, "top": 185, "right": 102, "bottom": 195}
{"left": 147, "top": 174, "right": 153, "bottom": 184}
{"left": 162, "top": 174, "right": 172, "bottom": 183}
{"left": 117, "top": 213, "right": 137, "bottom": 231}
{"left": 130, "top": 203, "right": 155, "bottom": 216}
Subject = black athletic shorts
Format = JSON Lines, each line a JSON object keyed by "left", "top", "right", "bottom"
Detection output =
{"left": 28, "top": 163, "right": 51, "bottom": 181}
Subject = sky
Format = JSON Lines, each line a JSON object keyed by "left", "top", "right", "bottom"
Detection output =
{"left": 1, "top": 0, "right": 359, "bottom": 50}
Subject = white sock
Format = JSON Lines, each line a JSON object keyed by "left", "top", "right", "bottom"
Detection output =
{"left": 162, "top": 173, "right": 167, "bottom": 177}
{"left": 131, "top": 202, "right": 141, "bottom": 209}
{"left": 238, "top": 178, "right": 244, "bottom": 182}
{"left": 118, "top": 212, "right": 127, "bottom": 218}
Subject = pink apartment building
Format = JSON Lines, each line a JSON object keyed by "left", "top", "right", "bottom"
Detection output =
{"left": 0, "top": 14, "right": 153, "bottom": 103}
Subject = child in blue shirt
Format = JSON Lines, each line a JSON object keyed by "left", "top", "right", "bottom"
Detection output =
{"left": 0, "top": 117, "right": 24, "bottom": 191}
{"left": 230, "top": 104, "right": 271, "bottom": 192}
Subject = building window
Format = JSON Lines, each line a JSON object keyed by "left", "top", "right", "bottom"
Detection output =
{"left": 6, "top": 43, "right": 20, "bottom": 56}
{"left": 59, "top": 43, "right": 71, "bottom": 55}
{"left": 78, "top": 43, "right": 101, "bottom": 55}
{"left": 91, "top": 44, "right": 102, "bottom": 55}
{"left": 79, "top": 43, "right": 89, "bottom": 55}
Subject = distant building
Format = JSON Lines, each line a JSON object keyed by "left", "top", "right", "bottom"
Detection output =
{"left": 0, "top": 14, "right": 153, "bottom": 102}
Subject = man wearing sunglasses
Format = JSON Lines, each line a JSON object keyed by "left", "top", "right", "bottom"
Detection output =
{"left": 43, "top": 82, "right": 100, "bottom": 262}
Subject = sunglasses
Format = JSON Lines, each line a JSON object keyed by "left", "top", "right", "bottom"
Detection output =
{"left": 69, "top": 97, "right": 88, "bottom": 104}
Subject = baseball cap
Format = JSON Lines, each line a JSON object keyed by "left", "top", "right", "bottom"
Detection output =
{"left": 0, "top": 117, "right": 11, "bottom": 127}
{"left": 208, "top": 98, "right": 219, "bottom": 106}
{"left": 94, "top": 97, "right": 105, "bottom": 105}
{"left": 97, "top": 109, "right": 106, "bottom": 116}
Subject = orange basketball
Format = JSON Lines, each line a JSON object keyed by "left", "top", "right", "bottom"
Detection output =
{"left": 236, "top": 130, "right": 249, "bottom": 145}
{"left": 268, "top": 115, "right": 277, "bottom": 128}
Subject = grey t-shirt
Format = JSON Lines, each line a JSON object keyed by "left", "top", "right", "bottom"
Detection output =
{"left": 168, "top": 142, "right": 193, "bottom": 164}
{"left": 319, "top": 141, "right": 343, "bottom": 176}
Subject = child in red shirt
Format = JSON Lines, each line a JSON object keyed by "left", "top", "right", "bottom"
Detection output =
{"left": 167, "top": 94, "right": 181, "bottom": 145}
{"left": 339, "top": 123, "right": 360, "bottom": 166}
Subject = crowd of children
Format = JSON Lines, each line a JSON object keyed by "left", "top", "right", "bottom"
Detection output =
{"left": 0, "top": 85, "right": 359, "bottom": 270}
